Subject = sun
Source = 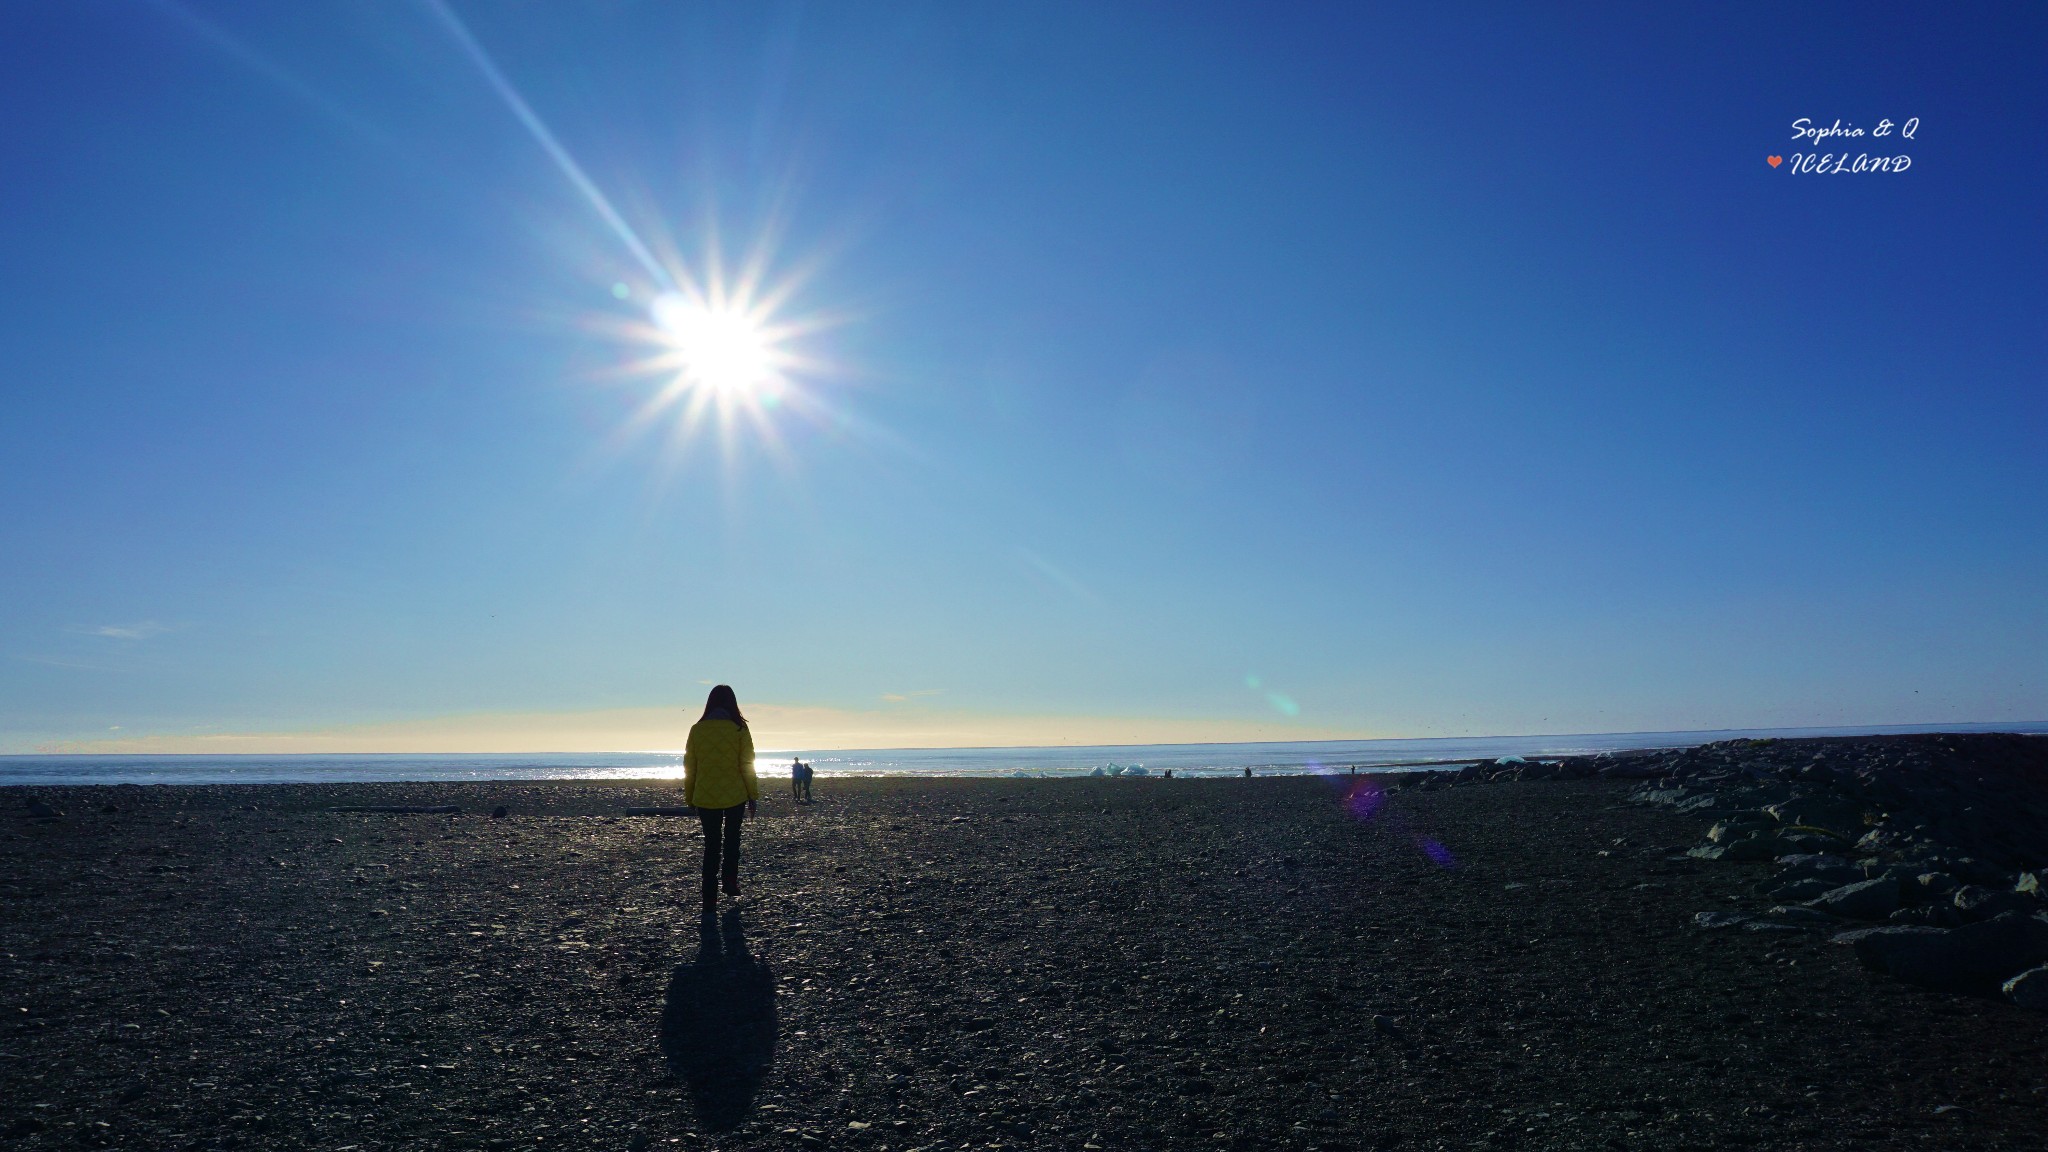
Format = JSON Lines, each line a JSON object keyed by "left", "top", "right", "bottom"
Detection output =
{"left": 649, "top": 293, "right": 775, "bottom": 396}
{"left": 593, "top": 246, "right": 838, "bottom": 469}
{"left": 594, "top": 264, "right": 837, "bottom": 470}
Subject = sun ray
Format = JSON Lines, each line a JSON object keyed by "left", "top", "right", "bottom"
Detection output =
{"left": 424, "top": 0, "right": 851, "bottom": 484}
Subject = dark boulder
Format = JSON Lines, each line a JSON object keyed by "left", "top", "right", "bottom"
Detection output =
{"left": 1953, "top": 885, "right": 2034, "bottom": 923}
{"left": 1766, "top": 877, "right": 1837, "bottom": 902}
{"left": 1807, "top": 877, "right": 1901, "bottom": 921}
{"left": 1774, "top": 853, "right": 1855, "bottom": 880}
{"left": 1912, "top": 872, "right": 1959, "bottom": 902}
{"left": 1852, "top": 913, "right": 2048, "bottom": 995}
{"left": 2004, "top": 965, "right": 2048, "bottom": 1010}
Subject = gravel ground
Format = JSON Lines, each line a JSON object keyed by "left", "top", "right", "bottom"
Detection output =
{"left": 4, "top": 775, "right": 2046, "bottom": 1151}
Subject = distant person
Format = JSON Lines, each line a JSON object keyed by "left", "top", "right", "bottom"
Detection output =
{"left": 790, "top": 757, "right": 805, "bottom": 801}
{"left": 1244, "top": 765, "right": 1253, "bottom": 779}
{"left": 799, "top": 759, "right": 814, "bottom": 803}
{"left": 685, "top": 685, "right": 759, "bottom": 909}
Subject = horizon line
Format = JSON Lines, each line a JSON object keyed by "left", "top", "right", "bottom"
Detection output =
{"left": 13, "top": 718, "right": 2047, "bottom": 758}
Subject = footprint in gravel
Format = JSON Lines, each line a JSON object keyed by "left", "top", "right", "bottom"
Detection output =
{"left": 660, "top": 908, "right": 777, "bottom": 1131}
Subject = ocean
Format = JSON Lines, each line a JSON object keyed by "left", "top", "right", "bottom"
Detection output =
{"left": 3, "top": 721, "right": 2043, "bottom": 787}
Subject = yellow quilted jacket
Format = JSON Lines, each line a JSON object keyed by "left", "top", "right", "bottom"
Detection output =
{"left": 683, "top": 718, "right": 758, "bottom": 809}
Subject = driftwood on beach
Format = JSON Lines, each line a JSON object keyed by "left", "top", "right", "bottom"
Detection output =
{"left": 326, "top": 804, "right": 462, "bottom": 814}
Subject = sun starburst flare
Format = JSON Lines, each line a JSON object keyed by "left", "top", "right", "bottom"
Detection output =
{"left": 425, "top": 0, "right": 846, "bottom": 470}
{"left": 592, "top": 257, "right": 842, "bottom": 469}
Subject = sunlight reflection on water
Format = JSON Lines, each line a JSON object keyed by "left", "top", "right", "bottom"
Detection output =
{"left": 6, "top": 723, "right": 2042, "bottom": 786}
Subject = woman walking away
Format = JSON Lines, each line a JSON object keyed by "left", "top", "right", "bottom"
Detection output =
{"left": 685, "top": 685, "right": 759, "bottom": 909}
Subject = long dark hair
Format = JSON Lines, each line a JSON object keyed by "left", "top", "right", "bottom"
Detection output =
{"left": 701, "top": 684, "right": 747, "bottom": 728}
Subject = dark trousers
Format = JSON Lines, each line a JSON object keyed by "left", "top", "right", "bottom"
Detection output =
{"left": 698, "top": 804, "right": 744, "bottom": 901}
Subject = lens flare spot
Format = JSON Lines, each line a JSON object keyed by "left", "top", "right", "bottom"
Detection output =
{"left": 1416, "top": 836, "right": 1456, "bottom": 868}
{"left": 1343, "top": 779, "right": 1385, "bottom": 820}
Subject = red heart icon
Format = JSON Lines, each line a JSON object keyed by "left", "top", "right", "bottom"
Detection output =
{"left": 1767, "top": 155, "right": 1783, "bottom": 168}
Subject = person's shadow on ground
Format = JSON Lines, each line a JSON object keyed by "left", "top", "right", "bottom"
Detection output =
{"left": 660, "top": 908, "right": 777, "bottom": 1132}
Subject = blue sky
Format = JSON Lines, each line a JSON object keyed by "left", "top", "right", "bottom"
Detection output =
{"left": 2, "top": 2, "right": 2043, "bottom": 752}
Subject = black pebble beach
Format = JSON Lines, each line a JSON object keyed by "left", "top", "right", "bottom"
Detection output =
{"left": 5, "top": 742, "right": 2047, "bottom": 1150}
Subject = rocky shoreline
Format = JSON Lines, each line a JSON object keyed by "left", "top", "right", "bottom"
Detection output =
{"left": 1459, "top": 734, "right": 2048, "bottom": 1005}
{"left": 6, "top": 739, "right": 2048, "bottom": 1151}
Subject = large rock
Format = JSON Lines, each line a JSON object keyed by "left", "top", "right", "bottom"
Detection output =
{"left": 1834, "top": 924, "right": 1933, "bottom": 947}
{"left": 1913, "top": 872, "right": 1960, "bottom": 902}
{"left": 1723, "top": 836, "right": 1778, "bottom": 862}
{"left": 1766, "top": 877, "right": 1837, "bottom": 902}
{"left": 1764, "top": 798, "right": 1867, "bottom": 837}
{"left": 1762, "top": 905, "right": 1837, "bottom": 928}
{"left": 2004, "top": 965, "right": 2048, "bottom": 1010}
{"left": 1807, "top": 877, "right": 1902, "bottom": 921}
{"left": 1775, "top": 852, "right": 1841, "bottom": 867}
{"left": 1777, "top": 831, "right": 1850, "bottom": 854}
{"left": 1774, "top": 854, "right": 1858, "bottom": 882}
{"left": 1953, "top": 886, "right": 2034, "bottom": 923}
{"left": 1708, "top": 817, "right": 1768, "bottom": 844}
{"left": 1628, "top": 779, "right": 1718, "bottom": 809}
{"left": 1852, "top": 913, "right": 2048, "bottom": 995}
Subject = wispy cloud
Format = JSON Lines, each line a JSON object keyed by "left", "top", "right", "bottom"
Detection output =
{"left": 7, "top": 653, "right": 129, "bottom": 672}
{"left": 1016, "top": 548, "right": 1102, "bottom": 606}
{"left": 87, "top": 622, "right": 171, "bottom": 641}
{"left": 880, "top": 689, "right": 943, "bottom": 703}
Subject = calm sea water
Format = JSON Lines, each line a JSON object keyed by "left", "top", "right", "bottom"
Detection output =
{"left": 3, "top": 722, "right": 2043, "bottom": 787}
